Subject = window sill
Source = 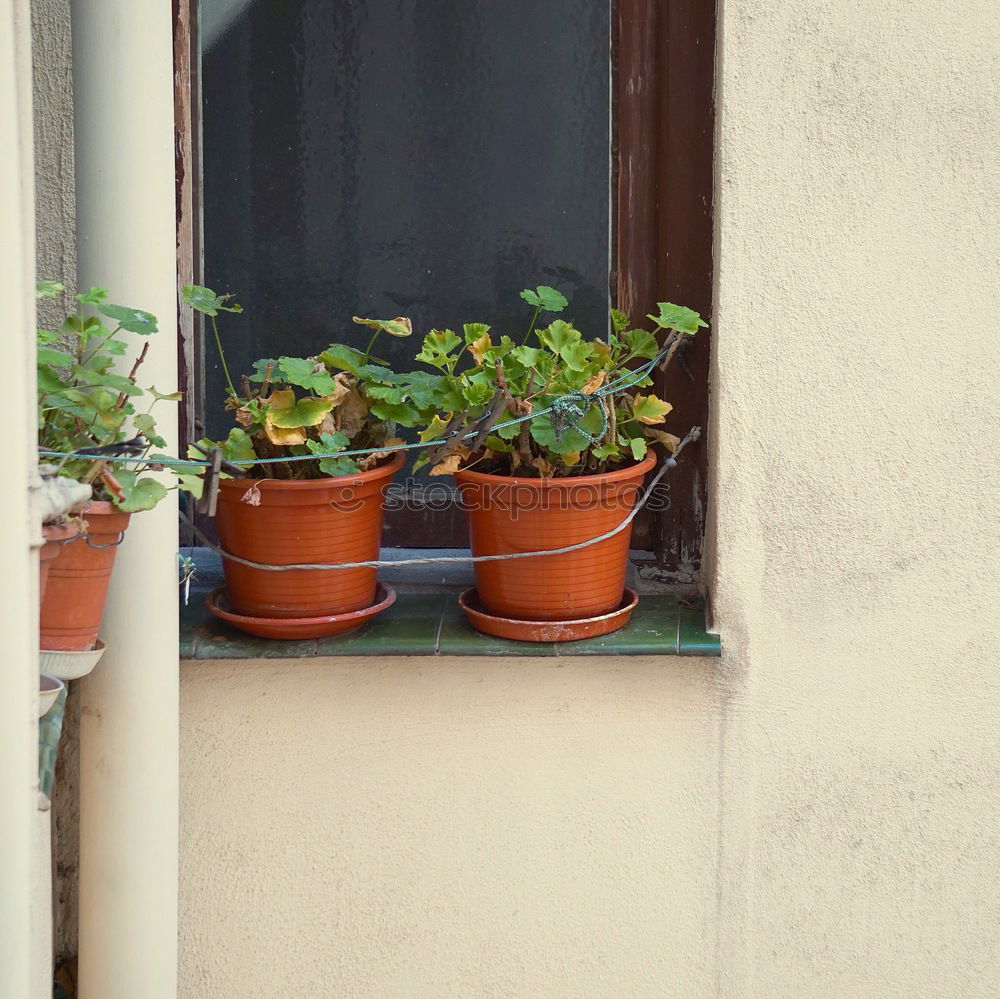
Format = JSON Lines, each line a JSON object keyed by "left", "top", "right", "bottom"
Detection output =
{"left": 180, "top": 551, "right": 720, "bottom": 659}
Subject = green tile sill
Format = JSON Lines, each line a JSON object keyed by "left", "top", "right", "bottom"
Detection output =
{"left": 180, "top": 591, "right": 720, "bottom": 659}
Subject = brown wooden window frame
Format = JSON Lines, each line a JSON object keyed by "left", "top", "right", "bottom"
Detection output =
{"left": 174, "top": 0, "right": 715, "bottom": 580}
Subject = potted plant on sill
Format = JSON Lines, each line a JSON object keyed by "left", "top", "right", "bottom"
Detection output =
{"left": 412, "top": 285, "right": 706, "bottom": 641}
{"left": 36, "top": 281, "right": 179, "bottom": 654}
{"left": 184, "top": 285, "right": 439, "bottom": 639}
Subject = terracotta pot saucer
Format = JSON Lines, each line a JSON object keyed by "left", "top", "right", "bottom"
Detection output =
{"left": 206, "top": 582, "right": 396, "bottom": 640}
{"left": 459, "top": 587, "right": 639, "bottom": 643}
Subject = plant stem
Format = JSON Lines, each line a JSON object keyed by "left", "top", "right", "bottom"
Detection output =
{"left": 361, "top": 328, "right": 380, "bottom": 366}
{"left": 211, "top": 315, "right": 238, "bottom": 400}
{"left": 522, "top": 305, "right": 541, "bottom": 345}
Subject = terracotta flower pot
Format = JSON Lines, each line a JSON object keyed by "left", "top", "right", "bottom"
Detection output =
{"left": 39, "top": 522, "right": 80, "bottom": 603}
{"left": 214, "top": 452, "right": 403, "bottom": 619}
{"left": 454, "top": 451, "right": 657, "bottom": 621}
{"left": 40, "top": 502, "right": 131, "bottom": 652}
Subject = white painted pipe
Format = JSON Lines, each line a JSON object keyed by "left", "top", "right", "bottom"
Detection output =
{"left": 72, "top": 1, "right": 180, "bottom": 997}
{"left": 0, "top": 2, "right": 43, "bottom": 997}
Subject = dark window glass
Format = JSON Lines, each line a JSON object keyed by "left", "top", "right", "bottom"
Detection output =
{"left": 200, "top": 0, "right": 611, "bottom": 441}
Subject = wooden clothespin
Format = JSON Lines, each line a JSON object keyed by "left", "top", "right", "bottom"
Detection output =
{"left": 195, "top": 447, "right": 224, "bottom": 517}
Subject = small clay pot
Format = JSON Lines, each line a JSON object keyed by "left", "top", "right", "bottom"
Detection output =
{"left": 214, "top": 453, "right": 403, "bottom": 619}
{"left": 40, "top": 502, "right": 131, "bottom": 652}
{"left": 39, "top": 522, "right": 80, "bottom": 603}
{"left": 454, "top": 452, "right": 656, "bottom": 621}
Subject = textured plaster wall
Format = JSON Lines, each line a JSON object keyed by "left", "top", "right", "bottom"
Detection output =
{"left": 179, "top": 656, "right": 723, "bottom": 998}
{"left": 179, "top": 2, "right": 1000, "bottom": 997}
{"left": 707, "top": 0, "right": 1000, "bottom": 995}
{"left": 31, "top": 0, "right": 80, "bottom": 964}
{"left": 30, "top": 0, "right": 75, "bottom": 323}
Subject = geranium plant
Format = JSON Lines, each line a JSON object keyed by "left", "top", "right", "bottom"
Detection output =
{"left": 36, "top": 281, "right": 180, "bottom": 512}
{"left": 182, "top": 285, "right": 440, "bottom": 485}
{"left": 409, "top": 286, "right": 706, "bottom": 477}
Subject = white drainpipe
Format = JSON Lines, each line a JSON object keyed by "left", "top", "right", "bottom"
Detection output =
{"left": 72, "top": 1, "right": 180, "bottom": 997}
{"left": 0, "top": 1, "right": 42, "bottom": 997}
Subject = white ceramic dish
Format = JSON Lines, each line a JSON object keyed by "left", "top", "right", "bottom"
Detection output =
{"left": 38, "top": 674, "right": 65, "bottom": 717}
{"left": 39, "top": 638, "right": 107, "bottom": 681}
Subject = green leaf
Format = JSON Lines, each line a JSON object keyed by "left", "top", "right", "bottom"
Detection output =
{"left": 648, "top": 302, "right": 707, "bottom": 335}
{"left": 218, "top": 428, "right": 257, "bottom": 464}
{"left": 560, "top": 340, "right": 594, "bottom": 371}
{"left": 131, "top": 412, "right": 165, "bottom": 448}
{"left": 276, "top": 356, "right": 337, "bottom": 394}
{"left": 98, "top": 304, "right": 158, "bottom": 335}
{"left": 72, "top": 365, "right": 143, "bottom": 396}
{"left": 38, "top": 346, "right": 74, "bottom": 367}
{"left": 77, "top": 286, "right": 107, "bottom": 305}
{"left": 620, "top": 328, "right": 660, "bottom": 360}
{"left": 610, "top": 308, "right": 630, "bottom": 333}
{"left": 318, "top": 344, "right": 367, "bottom": 376}
{"left": 494, "top": 410, "right": 522, "bottom": 440}
{"left": 146, "top": 385, "right": 182, "bottom": 403}
{"left": 591, "top": 441, "right": 621, "bottom": 461}
{"left": 529, "top": 407, "right": 605, "bottom": 455}
{"left": 629, "top": 437, "right": 648, "bottom": 460}
{"left": 37, "top": 366, "right": 67, "bottom": 394}
{"left": 317, "top": 455, "right": 359, "bottom": 477}
{"left": 267, "top": 395, "right": 334, "bottom": 429}
{"left": 384, "top": 370, "right": 446, "bottom": 410}
{"left": 112, "top": 470, "right": 168, "bottom": 512}
{"left": 248, "top": 358, "right": 280, "bottom": 383}
{"left": 519, "top": 285, "right": 568, "bottom": 313}
{"left": 462, "top": 322, "right": 491, "bottom": 345}
{"left": 36, "top": 280, "right": 64, "bottom": 300}
{"left": 416, "top": 329, "right": 461, "bottom": 368}
{"left": 484, "top": 435, "right": 513, "bottom": 453}
{"left": 510, "top": 346, "right": 541, "bottom": 369}
{"left": 369, "top": 400, "right": 422, "bottom": 425}
{"left": 181, "top": 284, "right": 242, "bottom": 316}
{"left": 306, "top": 431, "right": 350, "bottom": 454}
{"left": 539, "top": 319, "right": 581, "bottom": 355}
{"left": 306, "top": 436, "right": 358, "bottom": 477}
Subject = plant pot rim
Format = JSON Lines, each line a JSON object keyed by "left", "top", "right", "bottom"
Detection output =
{"left": 73, "top": 499, "right": 125, "bottom": 516}
{"left": 454, "top": 450, "right": 657, "bottom": 489}
{"left": 217, "top": 450, "right": 405, "bottom": 492}
{"left": 42, "top": 522, "right": 81, "bottom": 542}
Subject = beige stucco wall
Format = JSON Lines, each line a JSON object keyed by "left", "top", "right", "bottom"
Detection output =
{"left": 178, "top": 1, "right": 999, "bottom": 997}
{"left": 705, "top": 0, "right": 1000, "bottom": 995}
{"left": 180, "top": 656, "right": 724, "bottom": 997}
{"left": 16, "top": 0, "right": 990, "bottom": 993}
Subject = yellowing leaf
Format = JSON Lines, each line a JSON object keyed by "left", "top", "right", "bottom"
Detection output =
{"left": 632, "top": 394, "right": 673, "bottom": 425}
{"left": 323, "top": 371, "right": 352, "bottom": 408}
{"left": 469, "top": 333, "right": 493, "bottom": 364}
{"left": 357, "top": 437, "right": 405, "bottom": 471}
{"left": 264, "top": 424, "right": 307, "bottom": 445}
{"left": 592, "top": 339, "right": 612, "bottom": 365}
{"left": 429, "top": 446, "right": 470, "bottom": 477}
{"left": 352, "top": 315, "right": 412, "bottom": 337}
{"left": 531, "top": 456, "right": 555, "bottom": 478}
{"left": 644, "top": 428, "right": 682, "bottom": 452}
{"left": 337, "top": 389, "right": 369, "bottom": 438}
{"left": 560, "top": 451, "right": 581, "bottom": 467}
{"left": 419, "top": 413, "right": 452, "bottom": 443}
{"left": 581, "top": 371, "right": 606, "bottom": 395}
